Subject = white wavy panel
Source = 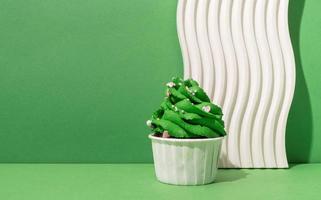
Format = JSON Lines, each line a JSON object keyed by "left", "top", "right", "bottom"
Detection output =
{"left": 176, "top": 0, "right": 295, "bottom": 168}
{"left": 228, "top": 0, "right": 250, "bottom": 168}
{"left": 177, "top": 0, "right": 191, "bottom": 79}
{"left": 264, "top": 0, "right": 285, "bottom": 168}
{"left": 276, "top": 0, "right": 295, "bottom": 168}
{"left": 252, "top": 0, "right": 273, "bottom": 168}
{"left": 208, "top": 0, "right": 226, "bottom": 105}
{"left": 196, "top": 0, "right": 215, "bottom": 98}
{"left": 184, "top": 0, "right": 203, "bottom": 84}
{"left": 217, "top": 0, "right": 238, "bottom": 168}
{"left": 207, "top": 0, "right": 227, "bottom": 168}
{"left": 240, "top": 0, "right": 261, "bottom": 168}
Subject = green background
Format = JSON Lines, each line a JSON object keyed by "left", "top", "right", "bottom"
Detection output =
{"left": 0, "top": 0, "right": 319, "bottom": 163}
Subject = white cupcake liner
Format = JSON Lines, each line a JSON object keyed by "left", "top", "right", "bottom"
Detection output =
{"left": 149, "top": 134, "right": 223, "bottom": 185}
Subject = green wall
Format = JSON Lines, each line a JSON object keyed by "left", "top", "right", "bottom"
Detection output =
{"left": 0, "top": 0, "right": 319, "bottom": 163}
{"left": 287, "top": 0, "right": 320, "bottom": 163}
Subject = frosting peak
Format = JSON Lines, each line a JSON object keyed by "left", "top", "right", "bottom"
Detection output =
{"left": 147, "top": 77, "right": 226, "bottom": 138}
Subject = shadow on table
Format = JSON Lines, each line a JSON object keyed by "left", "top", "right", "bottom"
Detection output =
{"left": 215, "top": 169, "right": 248, "bottom": 183}
{"left": 288, "top": 163, "right": 308, "bottom": 169}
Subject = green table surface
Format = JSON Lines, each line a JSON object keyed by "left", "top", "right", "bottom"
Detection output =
{"left": 0, "top": 164, "right": 320, "bottom": 200}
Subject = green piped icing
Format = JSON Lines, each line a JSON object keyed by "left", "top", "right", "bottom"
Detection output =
{"left": 147, "top": 77, "right": 226, "bottom": 138}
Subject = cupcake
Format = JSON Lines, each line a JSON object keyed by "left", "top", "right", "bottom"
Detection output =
{"left": 147, "top": 77, "right": 226, "bottom": 185}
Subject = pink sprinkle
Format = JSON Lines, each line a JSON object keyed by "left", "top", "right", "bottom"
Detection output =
{"left": 202, "top": 105, "right": 211, "bottom": 113}
{"left": 162, "top": 131, "right": 171, "bottom": 138}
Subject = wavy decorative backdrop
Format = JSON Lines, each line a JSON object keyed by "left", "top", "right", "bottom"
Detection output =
{"left": 177, "top": 0, "right": 295, "bottom": 168}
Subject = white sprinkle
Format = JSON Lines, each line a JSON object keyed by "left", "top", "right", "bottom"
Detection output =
{"left": 166, "top": 90, "right": 170, "bottom": 97}
{"left": 202, "top": 105, "right": 211, "bottom": 113}
{"left": 166, "top": 82, "right": 176, "bottom": 88}
{"left": 146, "top": 120, "right": 153, "bottom": 128}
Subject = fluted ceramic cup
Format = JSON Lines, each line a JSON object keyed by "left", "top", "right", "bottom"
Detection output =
{"left": 149, "top": 134, "right": 223, "bottom": 185}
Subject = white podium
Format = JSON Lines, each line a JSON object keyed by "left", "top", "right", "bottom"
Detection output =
{"left": 177, "top": 0, "right": 295, "bottom": 168}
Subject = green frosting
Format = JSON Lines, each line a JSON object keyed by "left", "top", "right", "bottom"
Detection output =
{"left": 147, "top": 77, "right": 226, "bottom": 138}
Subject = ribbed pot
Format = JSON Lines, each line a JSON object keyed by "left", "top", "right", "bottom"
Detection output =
{"left": 149, "top": 134, "right": 223, "bottom": 185}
